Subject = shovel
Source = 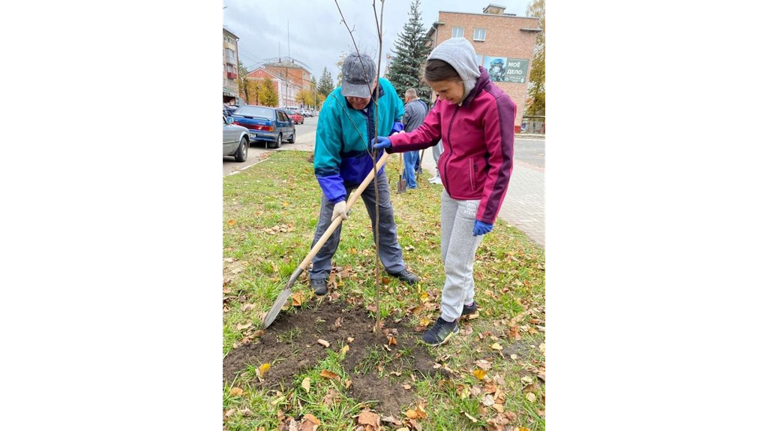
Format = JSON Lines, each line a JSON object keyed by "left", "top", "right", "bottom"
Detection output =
{"left": 397, "top": 153, "right": 407, "bottom": 194}
{"left": 262, "top": 151, "right": 392, "bottom": 329}
{"left": 416, "top": 148, "right": 426, "bottom": 182}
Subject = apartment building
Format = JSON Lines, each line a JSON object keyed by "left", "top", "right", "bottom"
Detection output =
{"left": 264, "top": 58, "right": 312, "bottom": 108}
{"left": 223, "top": 28, "right": 240, "bottom": 104}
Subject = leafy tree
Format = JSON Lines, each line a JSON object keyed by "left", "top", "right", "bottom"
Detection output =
{"left": 386, "top": 0, "right": 431, "bottom": 100}
{"left": 526, "top": 0, "right": 545, "bottom": 116}
{"left": 335, "top": 52, "right": 347, "bottom": 88}
{"left": 246, "top": 79, "right": 263, "bottom": 105}
{"left": 296, "top": 89, "right": 314, "bottom": 107}
{"left": 317, "top": 67, "right": 335, "bottom": 96}
{"left": 238, "top": 61, "right": 250, "bottom": 102}
{"left": 260, "top": 78, "right": 279, "bottom": 107}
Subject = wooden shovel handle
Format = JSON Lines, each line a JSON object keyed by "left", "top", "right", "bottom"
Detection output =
{"left": 297, "top": 152, "right": 391, "bottom": 270}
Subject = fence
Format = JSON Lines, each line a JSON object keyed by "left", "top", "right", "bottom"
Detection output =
{"left": 520, "top": 116, "right": 545, "bottom": 135}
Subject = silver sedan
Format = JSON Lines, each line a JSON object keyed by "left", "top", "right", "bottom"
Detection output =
{"left": 223, "top": 116, "right": 250, "bottom": 162}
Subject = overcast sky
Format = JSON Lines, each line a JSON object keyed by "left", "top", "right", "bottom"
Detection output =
{"left": 223, "top": 0, "right": 530, "bottom": 82}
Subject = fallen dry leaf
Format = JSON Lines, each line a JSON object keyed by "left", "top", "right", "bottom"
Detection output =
{"left": 388, "top": 335, "right": 398, "bottom": 346}
{"left": 472, "top": 369, "right": 487, "bottom": 381}
{"left": 406, "top": 418, "right": 423, "bottom": 431}
{"left": 539, "top": 342, "right": 546, "bottom": 354}
{"left": 492, "top": 403, "right": 504, "bottom": 413}
{"left": 463, "top": 412, "right": 478, "bottom": 423}
{"left": 381, "top": 415, "right": 402, "bottom": 426}
{"left": 301, "top": 377, "right": 311, "bottom": 392}
{"left": 322, "top": 388, "right": 339, "bottom": 405}
{"left": 257, "top": 363, "right": 270, "bottom": 378}
{"left": 298, "top": 421, "right": 317, "bottom": 431}
{"left": 340, "top": 344, "right": 350, "bottom": 357}
{"left": 526, "top": 392, "right": 537, "bottom": 402}
{"left": 458, "top": 386, "right": 470, "bottom": 399}
{"left": 224, "top": 408, "right": 236, "bottom": 418}
{"left": 402, "top": 384, "right": 412, "bottom": 390}
{"left": 523, "top": 383, "right": 537, "bottom": 393}
{"left": 491, "top": 343, "right": 503, "bottom": 351}
{"left": 303, "top": 413, "right": 321, "bottom": 425}
{"left": 357, "top": 411, "right": 380, "bottom": 426}
{"left": 317, "top": 339, "right": 330, "bottom": 348}
{"left": 405, "top": 410, "right": 419, "bottom": 420}
{"left": 320, "top": 370, "right": 340, "bottom": 380}
{"left": 236, "top": 322, "right": 252, "bottom": 331}
{"left": 347, "top": 337, "right": 355, "bottom": 343}
{"left": 228, "top": 219, "right": 235, "bottom": 226}
{"left": 229, "top": 387, "right": 244, "bottom": 396}
{"left": 475, "top": 359, "right": 492, "bottom": 370}
{"left": 291, "top": 291, "right": 305, "bottom": 307}
{"left": 414, "top": 404, "right": 427, "bottom": 419}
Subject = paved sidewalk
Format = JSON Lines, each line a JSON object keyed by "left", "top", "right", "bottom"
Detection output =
{"left": 417, "top": 148, "right": 545, "bottom": 248}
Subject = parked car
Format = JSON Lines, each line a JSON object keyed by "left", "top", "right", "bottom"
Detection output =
{"left": 223, "top": 115, "right": 249, "bottom": 162}
{"left": 285, "top": 108, "right": 304, "bottom": 124}
{"left": 300, "top": 109, "right": 310, "bottom": 117}
{"left": 231, "top": 105, "right": 296, "bottom": 149}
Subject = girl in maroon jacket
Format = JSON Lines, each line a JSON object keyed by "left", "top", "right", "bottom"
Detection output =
{"left": 373, "top": 37, "right": 516, "bottom": 346}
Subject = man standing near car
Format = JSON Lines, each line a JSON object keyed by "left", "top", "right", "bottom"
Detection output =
{"left": 309, "top": 53, "right": 420, "bottom": 295}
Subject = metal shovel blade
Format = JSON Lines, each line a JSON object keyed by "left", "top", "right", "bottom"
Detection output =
{"left": 262, "top": 287, "right": 293, "bottom": 329}
{"left": 397, "top": 176, "right": 407, "bottom": 194}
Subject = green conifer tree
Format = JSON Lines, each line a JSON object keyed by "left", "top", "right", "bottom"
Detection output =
{"left": 386, "top": 0, "right": 432, "bottom": 101}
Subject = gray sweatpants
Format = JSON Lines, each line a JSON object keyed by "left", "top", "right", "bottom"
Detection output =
{"left": 440, "top": 190, "right": 484, "bottom": 322}
{"left": 309, "top": 172, "right": 407, "bottom": 280}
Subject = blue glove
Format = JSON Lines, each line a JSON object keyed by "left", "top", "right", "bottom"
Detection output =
{"left": 390, "top": 121, "right": 404, "bottom": 134}
{"left": 473, "top": 220, "right": 494, "bottom": 236}
{"left": 371, "top": 136, "right": 391, "bottom": 150}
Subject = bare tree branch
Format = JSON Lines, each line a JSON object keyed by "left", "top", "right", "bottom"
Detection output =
{"left": 334, "top": 0, "right": 388, "bottom": 332}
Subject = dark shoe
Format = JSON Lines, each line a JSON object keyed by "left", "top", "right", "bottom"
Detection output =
{"left": 462, "top": 301, "right": 478, "bottom": 315}
{"left": 310, "top": 278, "right": 328, "bottom": 296}
{"left": 422, "top": 317, "right": 459, "bottom": 346}
{"left": 388, "top": 268, "right": 420, "bottom": 285}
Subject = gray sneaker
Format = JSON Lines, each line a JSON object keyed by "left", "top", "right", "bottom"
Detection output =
{"left": 310, "top": 278, "right": 328, "bottom": 296}
{"left": 388, "top": 269, "right": 419, "bottom": 285}
{"left": 422, "top": 317, "right": 459, "bottom": 346}
{"left": 462, "top": 301, "right": 478, "bottom": 315}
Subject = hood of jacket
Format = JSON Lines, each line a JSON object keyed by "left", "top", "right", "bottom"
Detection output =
{"left": 427, "top": 37, "right": 481, "bottom": 103}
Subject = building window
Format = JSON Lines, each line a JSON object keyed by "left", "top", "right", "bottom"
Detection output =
{"left": 473, "top": 28, "right": 486, "bottom": 41}
{"left": 451, "top": 27, "right": 464, "bottom": 38}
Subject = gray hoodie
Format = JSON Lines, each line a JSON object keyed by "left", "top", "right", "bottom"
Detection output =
{"left": 427, "top": 37, "right": 481, "bottom": 105}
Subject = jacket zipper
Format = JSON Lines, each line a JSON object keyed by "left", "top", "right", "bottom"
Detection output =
{"left": 443, "top": 105, "right": 460, "bottom": 196}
